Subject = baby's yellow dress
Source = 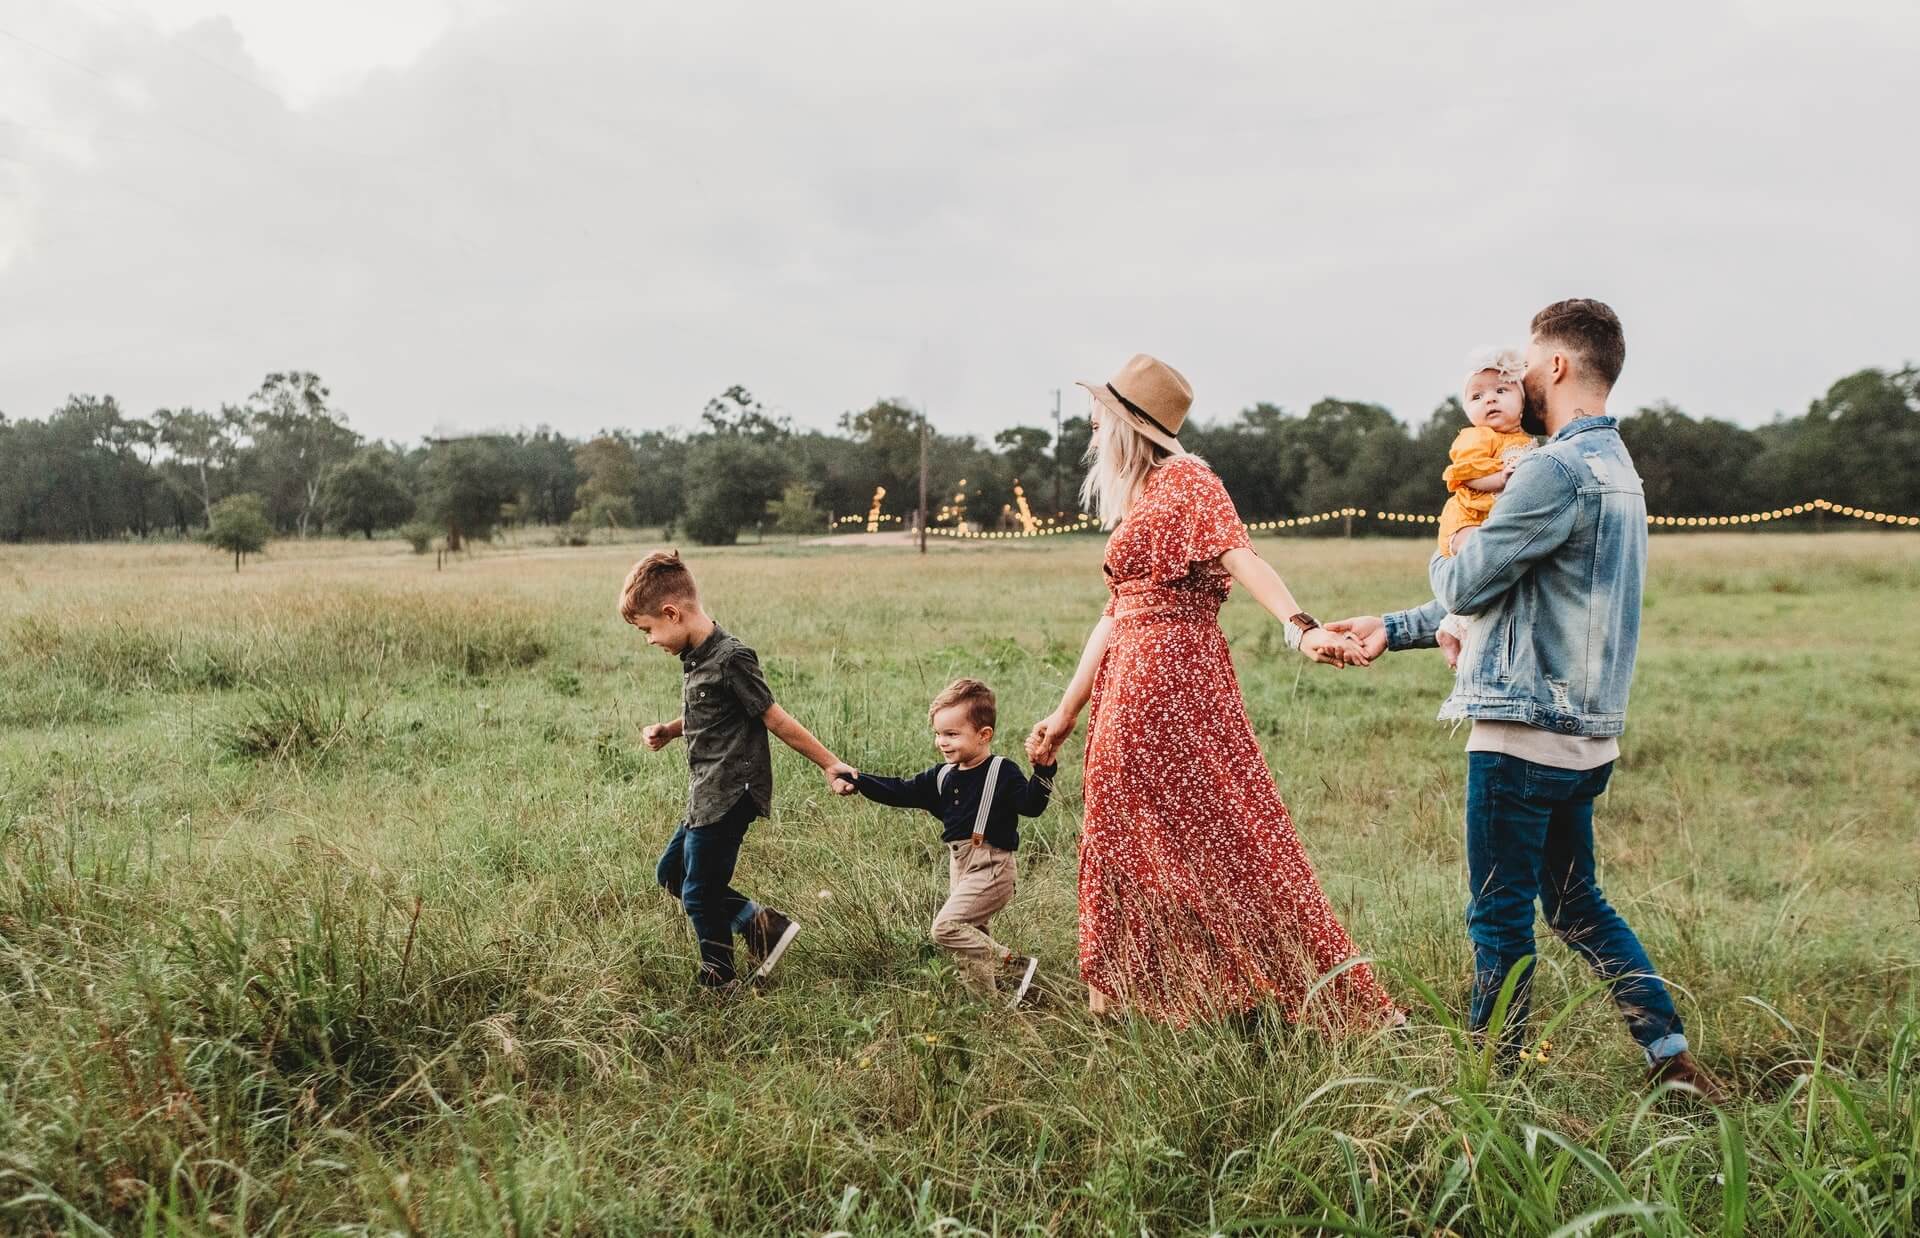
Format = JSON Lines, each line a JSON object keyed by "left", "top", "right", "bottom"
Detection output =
{"left": 1437, "top": 426, "right": 1537, "bottom": 555}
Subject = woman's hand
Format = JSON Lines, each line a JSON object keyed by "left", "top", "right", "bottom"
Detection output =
{"left": 1300, "top": 626, "right": 1371, "bottom": 668}
{"left": 1026, "top": 710, "right": 1078, "bottom": 764}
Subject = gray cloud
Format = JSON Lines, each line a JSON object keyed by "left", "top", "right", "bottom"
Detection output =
{"left": 3, "top": 0, "right": 1915, "bottom": 444}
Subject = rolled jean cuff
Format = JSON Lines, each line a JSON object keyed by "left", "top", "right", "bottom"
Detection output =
{"left": 1643, "top": 1032, "right": 1688, "bottom": 1066}
{"left": 732, "top": 901, "right": 761, "bottom": 934}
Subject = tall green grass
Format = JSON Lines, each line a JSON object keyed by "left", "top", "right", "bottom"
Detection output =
{"left": 0, "top": 533, "right": 1914, "bottom": 1232}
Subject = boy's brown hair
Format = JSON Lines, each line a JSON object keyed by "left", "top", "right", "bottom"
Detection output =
{"left": 929, "top": 678, "right": 996, "bottom": 731}
{"left": 1531, "top": 298, "right": 1626, "bottom": 390}
{"left": 618, "top": 549, "right": 699, "bottom": 622}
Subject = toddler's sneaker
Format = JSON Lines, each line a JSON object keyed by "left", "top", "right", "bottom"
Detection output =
{"left": 1005, "top": 954, "right": 1039, "bottom": 1008}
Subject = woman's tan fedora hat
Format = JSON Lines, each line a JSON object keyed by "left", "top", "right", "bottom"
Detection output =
{"left": 1076, "top": 354, "right": 1191, "bottom": 455}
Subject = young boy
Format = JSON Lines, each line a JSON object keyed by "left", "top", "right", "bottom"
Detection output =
{"left": 838, "top": 678, "right": 1053, "bottom": 1006}
{"left": 621, "top": 549, "right": 850, "bottom": 990}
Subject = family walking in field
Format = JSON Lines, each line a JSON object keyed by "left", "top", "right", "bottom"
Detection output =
{"left": 621, "top": 298, "right": 1725, "bottom": 1101}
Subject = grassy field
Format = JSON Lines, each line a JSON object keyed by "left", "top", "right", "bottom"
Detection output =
{"left": 1, "top": 531, "right": 1916, "bottom": 1235}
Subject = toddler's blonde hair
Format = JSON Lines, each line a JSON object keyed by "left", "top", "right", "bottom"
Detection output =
{"left": 1463, "top": 346, "right": 1526, "bottom": 388}
{"left": 929, "top": 678, "right": 996, "bottom": 731}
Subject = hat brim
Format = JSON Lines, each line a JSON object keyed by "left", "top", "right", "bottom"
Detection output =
{"left": 1074, "top": 380, "right": 1186, "bottom": 456}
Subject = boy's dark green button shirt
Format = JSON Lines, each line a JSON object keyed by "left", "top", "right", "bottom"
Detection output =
{"left": 679, "top": 625, "right": 775, "bottom": 827}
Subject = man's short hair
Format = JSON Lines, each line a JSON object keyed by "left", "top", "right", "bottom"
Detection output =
{"left": 618, "top": 549, "right": 698, "bottom": 622}
{"left": 929, "top": 678, "right": 996, "bottom": 731}
{"left": 1531, "top": 298, "right": 1626, "bottom": 390}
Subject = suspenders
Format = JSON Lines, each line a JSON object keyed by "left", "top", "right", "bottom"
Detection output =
{"left": 936, "top": 755, "right": 1005, "bottom": 845}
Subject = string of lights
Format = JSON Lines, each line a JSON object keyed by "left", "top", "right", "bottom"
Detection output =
{"left": 850, "top": 496, "right": 1917, "bottom": 540}
{"left": 1646, "top": 498, "right": 1919, "bottom": 527}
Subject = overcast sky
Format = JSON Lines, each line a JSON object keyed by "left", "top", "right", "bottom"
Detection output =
{"left": 3, "top": 0, "right": 1916, "bottom": 444}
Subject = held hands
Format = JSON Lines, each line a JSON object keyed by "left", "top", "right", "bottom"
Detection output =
{"left": 1299, "top": 626, "right": 1371, "bottom": 668}
{"left": 1436, "top": 629, "right": 1463, "bottom": 670}
{"left": 1324, "top": 615, "right": 1388, "bottom": 660}
{"left": 825, "top": 761, "right": 859, "bottom": 796}
{"left": 1025, "top": 710, "right": 1075, "bottom": 766}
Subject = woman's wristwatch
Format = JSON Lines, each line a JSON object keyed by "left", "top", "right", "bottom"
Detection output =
{"left": 1283, "top": 612, "right": 1320, "bottom": 651}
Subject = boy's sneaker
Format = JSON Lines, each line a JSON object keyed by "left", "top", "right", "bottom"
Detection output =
{"left": 744, "top": 908, "right": 801, "bottom": 981}
{"left": 1004, "top": 955, "right": 1039, "bottom": 1008}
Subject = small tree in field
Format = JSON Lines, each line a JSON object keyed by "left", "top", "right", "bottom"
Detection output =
{"left": 767, "top": 482, "right": 824, "bottom": 540}
{"left": 321, "top": 447, "right": 414, "bottom": 538}
{"left": 206, "top": 494, "right": 272, "bottom": 571}
{"left": 683, "top": 435, "right": 788, "bottom": 545}
{"left": 419, "top": 437, "right": 517, "bottom": 550}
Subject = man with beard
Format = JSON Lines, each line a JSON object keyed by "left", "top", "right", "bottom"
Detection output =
{"left": 1330, "top": 299, "right": 1726, "bottom": 1100}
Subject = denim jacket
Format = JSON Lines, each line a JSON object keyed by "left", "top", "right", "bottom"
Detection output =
{"left": 1384, "top": 416, "right": 1646, "bottom": 737}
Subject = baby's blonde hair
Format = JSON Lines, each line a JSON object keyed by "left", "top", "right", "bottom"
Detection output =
{"left": 1463, "top": 346, "right": 1526, "bottom": 389}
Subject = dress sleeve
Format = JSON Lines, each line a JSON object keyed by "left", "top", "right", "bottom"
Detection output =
{"left": 1142, "top": 458, "right": 1251, "bottom": 583}
{"left": 1442, "top": 427, "right": 1508, "bottom": 490}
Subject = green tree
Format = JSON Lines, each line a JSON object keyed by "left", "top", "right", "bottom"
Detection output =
{"left": 321, "top": 447, "right": 416, "bottom": 538}
{"left": 419, "top": 437, "right": 519, "bottom": 550}
{"left": 1619, "top": 402, "right": 1762, "bottom": 518}
{"left": 631, "top": 430, "right": 689, "bottom": 529}
{"left": 994, "top": 426, "right": 1055, "bottom": 510}
{"left": 205, "top": 493, "right": 272, "bottom": 570}
{"left": 1387, "top": 397, "right": 1472, "bottom": 530}
{"left": 573, "top": 435, "right": 641, "bottom": 528}
{"left": 839, "top": 399, "right": 922, "bottom": 500}
{"left": 1186, "top": 403, "right": 1305, "bottom": 523}
{"left": 245, "top": 372, "right": 358, "bottom": 535}
{"left": 1293, "top": 398, "right": 1420, "bottom": 530}
{"left": 1748, "top": 367, "right": 1920, "bottom": 516}
{"left": 701, "top": 386, "right": 790, "bottom": 440}
{"left": 683, "top": 435, "right": 789, "bottom": 545}
{"left": 154, "top": 405, "right": 245, "bottom": 528}
{"left": 767, "top": 482, "right": 825, "bottom": 539}
{"left": 0, "top": 396, "right": 155, "bottom": 540}
{"left": 512, "top": 428, "right": 583, "bottom": 526}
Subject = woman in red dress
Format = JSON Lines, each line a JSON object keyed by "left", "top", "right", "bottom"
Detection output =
{"left": 1027, "top": 355, "right": 1400, "bottom": 1027}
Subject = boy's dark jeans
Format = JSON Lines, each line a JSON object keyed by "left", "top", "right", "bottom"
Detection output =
{"left": 1465, "top": 752, "right": 1687, "bottom": 1063}
{"left": 656, "top": 792, "right": 761, "bottom": 987}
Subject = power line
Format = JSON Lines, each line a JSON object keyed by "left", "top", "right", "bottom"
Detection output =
{"left": 55, "top": 0, "right": 290, "bottom": 106}
{"left": 0, "top": 23, "right": 261, "bottom": 163}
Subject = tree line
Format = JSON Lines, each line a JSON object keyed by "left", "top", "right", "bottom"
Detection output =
{"left": 2, "top": 364, "right": 1915, "bottom": 548}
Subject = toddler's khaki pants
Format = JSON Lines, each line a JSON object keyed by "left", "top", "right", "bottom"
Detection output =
{"left": 931, "top": 841, "right": 1016, "bottom": 993}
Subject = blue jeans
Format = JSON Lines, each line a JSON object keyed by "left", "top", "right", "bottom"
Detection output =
{"left": 655, "top": 794, "right": 761, "bottom": 986}
{"left": 1465, "top": 752, "right": 1686, "bottom": 1064}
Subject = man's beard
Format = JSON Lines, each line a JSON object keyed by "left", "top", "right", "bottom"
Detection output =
{"left": 1520, "top": 377, "right": 1548, "bottom": 435}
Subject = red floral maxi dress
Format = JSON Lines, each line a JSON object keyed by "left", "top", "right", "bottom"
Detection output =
{"left": 1078, "top": 455, "right": 1398, "bottom": 1026}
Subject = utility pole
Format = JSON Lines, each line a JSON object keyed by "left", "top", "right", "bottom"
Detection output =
{"left": 1051, "top": 387, "right": 1063, "bottom": 515}
{"left": 918, "top": 406, "right": 929, "bottom": 555}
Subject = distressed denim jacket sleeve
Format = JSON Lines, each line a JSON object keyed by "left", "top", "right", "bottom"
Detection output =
{"left": 1429, "top": 451, "right": 1578, "bottom": 616}
{"left": 1384, "top": 597, "right": 1446, "bottom": 651}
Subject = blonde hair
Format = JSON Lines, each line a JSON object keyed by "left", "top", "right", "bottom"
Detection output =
{"left": 618, "top": 549, "right": 699, "bottom": 622}
{"left": 929, "top": 678, "right": 995, "bottom": 730}
{"left": 1463, "top": 345, "right": 1526, "bottom": 388}
{"left": 1079, "top": 408, "right": 1183, "bottom": 529}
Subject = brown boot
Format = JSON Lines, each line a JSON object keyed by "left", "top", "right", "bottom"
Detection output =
{"left": 1647, "top": 1051, "right": 1730, "bottom": 1105}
